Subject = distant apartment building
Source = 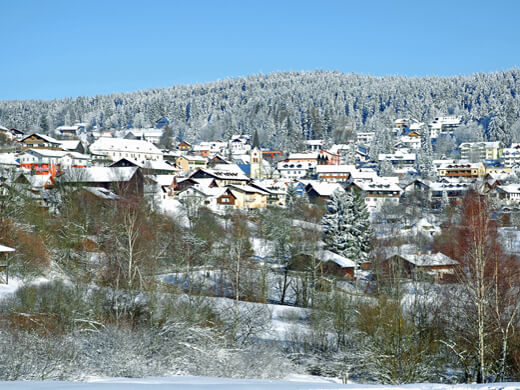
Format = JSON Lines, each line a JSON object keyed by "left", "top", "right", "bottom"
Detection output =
{"left": 458, "top": 141, "right": 502, "bottom": 161}
{"left": 502, "top": 144, "right": 520, "bottom": 167}
{"left": 378, "top": 151, "right": 416, "bottom": 168}
{"left": 429, "top": 116, "right": 461, "bottom": 138}
{"left": 349, "top": 177, "right": 403, "bottom": 211}
{"left": 356, "top": 132, "right": 375, "bottom": 144}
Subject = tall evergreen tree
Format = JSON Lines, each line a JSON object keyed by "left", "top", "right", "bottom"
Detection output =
{"left": 322, "top": 189, "right": 372, "bottom": 270}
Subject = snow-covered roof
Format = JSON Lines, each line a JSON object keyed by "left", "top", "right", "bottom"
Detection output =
{"left": 229, "top": 184, "right": 269, "bottom": 195}
{"left": 179, "top": 154, "right": 208, "bottom": 161}
{"left": 17, "top": 148, "right": 90, "bottom": 160}
{"left": 459, "top": 141, "right": 501, "bottom": 149}
{"left": 497, "top": 184, "right": 520, "bottom": 194}
{"left": 306, "top": 182, "right": 343, "bottom": 196}
{"left": 304, "top": 139, "right": 324, "bottom": 145}
{"left": 316, "top": 164, "right": 356, "bottom": 174}
{"left": 143, "top": 160, "right": 177, "bottom": 171}
{"left": 194, "top": 167, "right": 250, "bottom": 182}
{"left": 322, "top": 250, "right": 355, "bottom": 268}
{"left": 0, "top": 244, "right": 15, "bottom": 252}
{"left": 83, "top": 186, "right": 120, "bottom": 200}
{"left": 287, "top": 152, "right": 319, "bottom": 160}
{"left": 90, "top": 137, "right": 162, "bottom": 155}
{"left": 146, "top": 174, "right": 176, "bottom": 186}
{"left": 395, "top": 252, "right": 458, "bottom": 267}
{"left": 438, "top": 162, "right": 483, "bottom": 169}
{"left": 378, "top": 151, "right": 416, "bottom": 161}
{"left": 353, "top": 179, "right": 402, "bottom": 193}
{"left": 59, "top": 140, "right": 82, "bottom": 150}
{"left": 59, "top": 167, "right": 138, "bottom": 183}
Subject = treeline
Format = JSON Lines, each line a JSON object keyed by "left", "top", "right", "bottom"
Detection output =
{"left": 1, "top": 70, "right": 520, "bottom": 148}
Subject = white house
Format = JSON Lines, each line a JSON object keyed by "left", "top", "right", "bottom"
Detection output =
{"left": 89, "top": 138, "right": 163, "bottom": 165}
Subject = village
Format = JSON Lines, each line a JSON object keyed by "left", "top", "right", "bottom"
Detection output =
{"left": 1, "top": 114, "right": 520, "bottom": 383}
{"left": 2, "top": 114, "right": 520, "bottom": 278}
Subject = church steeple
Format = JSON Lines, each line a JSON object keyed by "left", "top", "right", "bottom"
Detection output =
{"left": 249, "top": 130, "right": 263, "bottom": 179}
{"left": 252, "top": 129, "right": 260, "bottom": 149}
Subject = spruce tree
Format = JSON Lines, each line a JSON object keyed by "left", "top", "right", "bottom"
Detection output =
{"left": 322, "top": 189, "right": 372, "bottom": 271}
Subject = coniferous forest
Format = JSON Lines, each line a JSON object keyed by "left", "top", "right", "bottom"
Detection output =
{"left": 2, "top": 70, "right": 520, "bottom": 146}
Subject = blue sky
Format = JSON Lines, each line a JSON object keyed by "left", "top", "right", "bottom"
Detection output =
{"left": 1, "top": 0, "right": 519, "bottom": 100}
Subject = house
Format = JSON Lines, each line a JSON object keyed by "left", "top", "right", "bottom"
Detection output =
{"left": 189, "top": 166, "right": 250, "bottom": 187}
{"left": 16, "top": 149, "right": 90, "bottom": 176}
{"left": 20, "top": 133, "right": 62, "bottom": 150}
{"left": 429, "top": 181, "right": 471, "bottom": 207}
{"left": 459, "top": 141, "right": 503, "bottom": 161}
{"left": 305, "top": 139, "right": 324, "bottom": 152}
{"left": 249, "top": 181, "right": 286, "bottom": 207}
{"left": 59, "top": 140, "right": 86, "bottom": 154}
{"left": 228, "top": 184, "right": 268, "bottom": 209}
{"left": 89, "top": 137, "right": 163, "bottom": 165}
{"left": 316, "top": 164, "right": 356, "bottom": 183}
{"left": 398, "top": 131, "right": 422, "bottom": 150}
{"left": 495, "top": 184, "right": 520, "bottom": 204}
{"left": 429, "top": 116, "right": 461, "bottom": 138}
{"left": 155, "top": 117, "right": 170, "bottom": 129}
{"left": 229, "top": 135, "right": 251, "bottom": 155}
{"left": 356, "top": 132, "right": 375, "bottom": 144}
{"left": 321, "top": 250, "right": 356, "bottom": 278}
{"left": 318, "top": 150, "right": 341, "bottom": 165}
{"left": 57, "top": 167, "right": 144, "bottom": 197}
{"left": 382, "top": 251, "right": 459, "bottom": 279}
{"left": 177, "top": 185, "right": 237, "bottom": 211}
{"left": 437, "top": 161, "right": 485, "bottom": 179}
{"left": 124, "top": 129, "right": 164, "bottom": 145}
{"left": 304, "top": 181, "right": 344, "bottom": 202}
{"left": 177, "top": 141, "right": 192, "bottom": 152}
{"left": 349, "top": 178, "right": 403, "bottom": 211}
{"left": 176, "top": 155, "right": 208, "bottom": 172}
{"left": 378, "top": 151, "right": 416, "bottom": 168}
{"left": 192, "top": 141, "right": 228, "bottom": 157}
{"left": 502, "top": 144, "right": 520, "bottom": 168}
{"left": 262, "top": 150, "right": 283, "bottom": 160}
{"left": 277, "top": 152, "right": 319, "bottom": 179}
{"left": 110, "top": 158, "right": 178, "bottom": 175}
{"left": 55, "top": 123, "right": 87, "bottom": 138}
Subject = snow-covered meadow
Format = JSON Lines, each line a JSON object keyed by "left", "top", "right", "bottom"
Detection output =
{"left": 0, "top": 376, "right": 518, "bottom": 390}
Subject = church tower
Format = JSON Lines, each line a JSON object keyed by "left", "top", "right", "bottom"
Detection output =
{"left": 249, "top": 130, "right": 263, "bottom": 179}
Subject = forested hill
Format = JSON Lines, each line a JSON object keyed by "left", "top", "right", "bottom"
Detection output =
{"left": 1, "top": 70, "right": 520, "bottom": 149}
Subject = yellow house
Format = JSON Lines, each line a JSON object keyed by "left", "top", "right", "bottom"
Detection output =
{"left": 229, "top": 185, "right": 268, "bottom": 209}
{"left": 438, "top": 162, "right": 485, "bottom": 179}
{"left": 176, "top": 155, "right": 207, "bottom": 172}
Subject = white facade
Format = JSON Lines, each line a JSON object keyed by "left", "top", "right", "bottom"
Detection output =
{"left": 89, "top": 138, "right": 163, "bottom": 164}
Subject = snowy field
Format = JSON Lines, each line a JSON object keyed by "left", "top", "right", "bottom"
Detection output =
{"left": 0, "top": 376, "right": 518, "bottom": 390}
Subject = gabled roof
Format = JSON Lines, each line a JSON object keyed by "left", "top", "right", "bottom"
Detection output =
{"left": 83, "top": 187, "right": 120, "bottom": 200}
{"left": 0, "top": 244, "right": 15, "bottom": 252}
{"left": 322, "top": 250, "right": 355, "bottom": 268}
{"left": 388, "top": 252, "right": 458, "bottom": 267}
{"left": 228, "top": 184, "right": 269, "bottom": 195}
{"left": 90, "top": 137, "right": 162, "bottom": 154}
{"left": 21, "top": 133, "right": 61, "bottom": 144}
{"left": 59, "top": 167, "right": 139, "bottom": 183}
{"left": 305, "top": 181, "right": 343, "bottom": 196}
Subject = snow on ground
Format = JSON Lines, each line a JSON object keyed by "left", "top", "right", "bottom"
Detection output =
{"left": 0, "top": 278, "right": 22, "bottom": 300}
{"left": 0, "top": 376, "right": 518, "bottom": 389}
